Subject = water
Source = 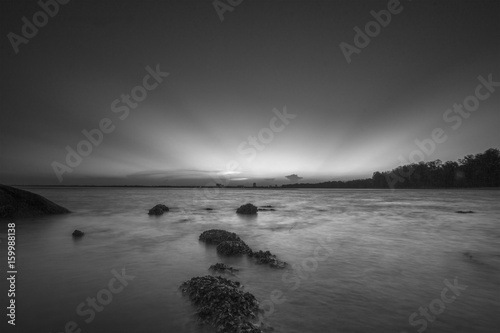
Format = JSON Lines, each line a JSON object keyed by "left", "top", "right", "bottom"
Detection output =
{"left": 1, "top": 188, "right": 499, "bottom": 333}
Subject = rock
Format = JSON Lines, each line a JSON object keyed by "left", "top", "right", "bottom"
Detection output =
{"left": 260, "top": 205, "right": 273, "bottom": 208}
{"left": 0, "top": 184, "right": 70, "bottom": 219}
{"left": 199, "top": 229, "right": 242, "bottom": 245}
{"left": 236, "top": 203, "right": 258, "bottom": 215}
{"left": 217, "top": 241, "right": 252, "bottom": 256}
{"left": 209, "top": 263, "right": 238, "bottom": 274}
{"left": 456, "top": 210, "right": 474, "bottom": 214}
{"left": 201, "top": 229, "right": 286, "bottom": 269}
{"left": 204, "top": 208, "right": 214, "bottom": 211}
{"left": 258, "top": 208, "right": 275, "bottom": 212}
{"left": 148, "top": 204, "right": 169, "bottom": 215}
{"left": 180, "top": 275, "right": 268, "bottom": 333}
{"left": 72, "top": 229, "right": 84, "bottom": 237}
{"left": 249, "top": 250, "right": 287, "bottom": 269}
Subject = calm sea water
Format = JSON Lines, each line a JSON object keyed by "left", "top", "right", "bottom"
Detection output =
{"left": 1, "top": 188, "right": 499, "bottom": 333}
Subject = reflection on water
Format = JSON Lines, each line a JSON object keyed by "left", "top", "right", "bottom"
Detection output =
{"left": 1, "top": 188, "right": 499, "bottom": 333}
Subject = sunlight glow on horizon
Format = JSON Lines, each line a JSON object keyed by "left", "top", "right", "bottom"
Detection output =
{"left": 1, "top": 1, "right": 498, "bottom": 185}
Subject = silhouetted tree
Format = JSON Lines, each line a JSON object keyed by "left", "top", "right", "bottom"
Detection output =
{"left": 282, "top": 148, "right": 499, "bottom": 189}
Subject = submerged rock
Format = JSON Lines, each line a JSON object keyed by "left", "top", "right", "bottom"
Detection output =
{"left": 180, "top": 275, "right": 267, "bottom": 333}
{"left": 249, "top": 250, "right": 287, "bottom": 269}
{"left": 217, "top": 241, "right": 252, "bottom": 256}
{"left": 236, "top": 203, "right": 258, "bottom": 215}
{"left": 199, "top": 229, "right": 242, "bottom": 245}
{"left": 204, "top": 208, "right": 214, "bottom": 211}
{"left": 258, "top": 208, "right": 275, "bottom": 212}
{"left": 462, "top": 251, "right": 486, "bottom": 266}
{"left": 72, "top": 229, "right": 84, "bottom": 237}
{"left": 456, "top": 210, "right": 474, "bottom": 214}
{"left": 0, "top": 184, "right": 70, "bottom": 219}
{"left": 209, "top": 263, "right": 238, "bottom": 274}
{"left": 148, "top": 204, "right": 169, "bottom": 215}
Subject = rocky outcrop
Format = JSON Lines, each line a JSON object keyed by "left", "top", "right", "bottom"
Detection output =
{"left": 199, "top": 229, "right": 242, "bottom": 245}
{"left": 200, "top": 229, "right": 287, "bottom": 268}
{"left": 217, "top": 241, "right": 252, "bottom": 256}
{"left": 456, "top": 210, "right": 474, "bottom": 214}
{"left": 148, "top": 204, "right": 169, "bottom": 215}
{"left": 0, "top": 185, "right": 70, "bottom": 219}
{"left": 72, "top": 229, "right": 84, "bottom": 237}
{"left": 183, "top": 230, "right": 285, "bottom": 331}
{"left": 209, "top": 263, "right": 238, "bottom": 274}
{"left": 180, "top": 276, "right": 267, "bottom": 333}
{"left": 236, "top": 203, "right": 258, "bottom": 215}
{"left": 249, "top": 250, "right": 287, "bottom": 269}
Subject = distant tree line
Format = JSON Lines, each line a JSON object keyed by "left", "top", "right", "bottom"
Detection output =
{"left": 282, "top": 148, "right": 500, "bottom": 189}
{"left": 281, "top": 178, "right": 374, "bottom": 189}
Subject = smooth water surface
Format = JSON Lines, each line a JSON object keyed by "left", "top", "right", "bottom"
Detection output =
{"left": 1, "top": 188, "right": 499, "bottom": 333}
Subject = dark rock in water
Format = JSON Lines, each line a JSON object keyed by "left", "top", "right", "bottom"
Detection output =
{"left": 258, "top": 208, "right": 275, "bottom": 212}
{"left": 180, "top": 275, "right": 269, "bottom": 333}
{"left": 260, "top": 205, "right": 273, "bottom": 208}
{"left": 456, "top": 210, "right": 474, "bottom": 214}
{"left": 201, "top": 229, "right": 286, "bottom": 269}
{"left": 236, "top": 203, "right": 258, "bottom": 215}
{"left": 199, "top": 229, "right": 242, "bottom": 245}
{"left": 204, "top": 208, "right": 214, "bottom": 211}
{"left": 217, "top": 241, "right": 252, "bottom": 256}
{"left": 148, "top": 204, "right": 169, "bottom": 215}
{"left": 209, "top": 263, "right": 238, "bottom": 274}
{"left": 72, "top": 229, "right": 84, "bottom": 237}
{"left": 249, "top": 250, "right": 287, "bottom": 269}
{"left": 0, "top": 184, "right": 70, "bottom": 219}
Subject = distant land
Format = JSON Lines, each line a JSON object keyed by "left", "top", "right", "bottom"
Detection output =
{"left": 282, "top": 148, "right": 500, "bottom": 189}
{"left": 14, "top": 148, "right": 500, "bottom": 190}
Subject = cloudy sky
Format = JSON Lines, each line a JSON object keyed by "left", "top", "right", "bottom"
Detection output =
{"left": 0, "top": 0, "right": 499, "bottom": 185}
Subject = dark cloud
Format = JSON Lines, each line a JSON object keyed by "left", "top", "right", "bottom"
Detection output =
{"left": 285, "top": 174, "right": 303, "bottom": 182}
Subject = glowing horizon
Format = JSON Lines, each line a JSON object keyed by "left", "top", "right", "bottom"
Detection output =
{"left": 1, "top": 1, "right": 499, "bottom": 186}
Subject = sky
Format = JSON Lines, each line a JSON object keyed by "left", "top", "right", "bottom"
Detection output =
{"left": 0, "top": 0, "right": 499, "bottom": 186}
